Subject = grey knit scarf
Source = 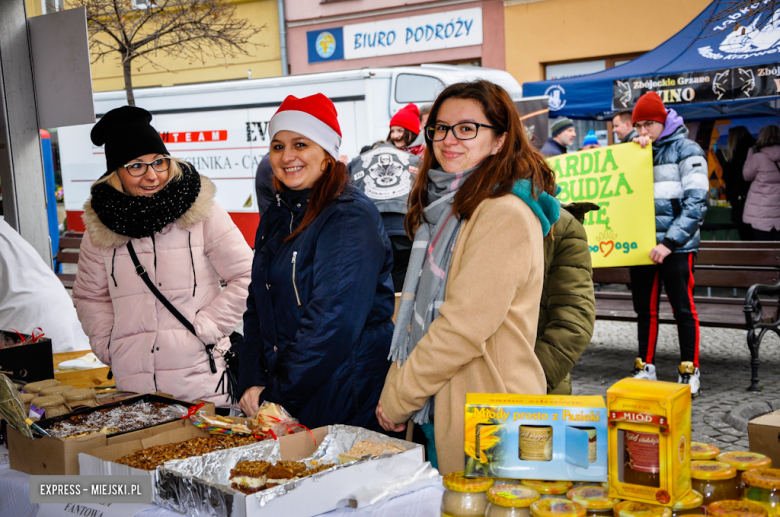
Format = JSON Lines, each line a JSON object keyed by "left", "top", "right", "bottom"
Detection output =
{"left": 388, "top": 165, "right": 476, "bottom": 424}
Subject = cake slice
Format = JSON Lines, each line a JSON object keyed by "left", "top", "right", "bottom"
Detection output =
{"left": 265, "top": 461, "right": 305, "bottom": 489}
{"left": 337, "top": 440, "right": 406, "bottom": 464}
{"left": 229, "top": 461, "right": 272, "bottom": 494}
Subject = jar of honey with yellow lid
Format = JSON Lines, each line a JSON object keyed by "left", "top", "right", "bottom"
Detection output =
{"left": 614, "top": 500, "right": 672, "bottom": 517}
{"left": 567, "top": 486, "right": 621, "bottom": 517}
{"left": 708, "top": 500, "right": 768, "bottom": 517}
{"left": 742, "top": 468, "right": 780, "bottom": 516}
{"left": 494, "top": 479, "right": 524, "bottom": 487}
{"left": 718, "top": 452, "right": 773, "bottom": 490}
{"left": 522, "top": 480, "right": 574, "bottom": 499}
{"left": 670, "top": 490, "right": 704, "bottom": 517}
{"left": 486, "top": 486, "right": 541, "bottom": 517}
{"left": 531, "top": 498, "right": 586, "bottom": 517}
{"left": 691, "top": 442, "right": 720, "bottom": 461}
{"left": 691, "top": 461, "right": 741, "bottom": 507}
{"left": 442, "top": 471, "right": 493, "bottom": 517}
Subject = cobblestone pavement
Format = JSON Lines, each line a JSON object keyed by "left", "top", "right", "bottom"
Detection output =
{"left": 572, "top": 320, "right": 780, "bottom": 451}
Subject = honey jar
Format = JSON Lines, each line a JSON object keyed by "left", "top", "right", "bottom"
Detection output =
{"left": 442, "top": 471, "right": 493, "bottom": 517}
{"left": 717, "top": 452, "right": 772, "bottom": 491}
{"left": 495, "top": 479, "right": 524, "bottom": 487}
{"left": 670, "top": 490, "right": 704, "bottom": 517}
{"left": 567, "top": 486, "right": 621, "bottom": 517}
{"left": 691, "top": 443, "right": 720, "bottom": 461}
{"left": 690, "top": 461, "right": 741, "bottom": 507}
{"left": 708, "top": 500, "right": 768, "bottom": 517}
{"left": 742, "top": 468, "right": 780, "bottom": 517}
{"left": 486, "top": 486, "right": 541, "bottom": 517}
{"left": 614, "top": 500, "right": 672, "bottom": 517}
{"left": 531, "top": 499, "right": 586, "bottom": 517}
{"left": 522, "top": 480, "right": 574, "bottom": 499}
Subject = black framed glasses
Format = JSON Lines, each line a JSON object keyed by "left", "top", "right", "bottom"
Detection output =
{"left": 123, "top": 157, "right": 171, "bottom": 177}
{"left": 425, "top": 122, "right": 497, "bottom": 142}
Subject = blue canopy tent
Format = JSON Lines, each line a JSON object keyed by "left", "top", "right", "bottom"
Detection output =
{"left": 523, "top": 0, "right": 780, "bottom": 120}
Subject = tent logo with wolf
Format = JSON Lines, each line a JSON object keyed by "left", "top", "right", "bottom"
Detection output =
{"left": 699, "top": 8, "right": 780, "bottom": 60}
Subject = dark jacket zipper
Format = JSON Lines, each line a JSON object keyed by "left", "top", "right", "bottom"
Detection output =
{"left": 292, "top": 251, "right": 301, "bottom": 306}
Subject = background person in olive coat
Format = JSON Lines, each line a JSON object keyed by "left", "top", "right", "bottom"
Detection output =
{"left": 535, "top": 203, "right": 597, "bottom": 394}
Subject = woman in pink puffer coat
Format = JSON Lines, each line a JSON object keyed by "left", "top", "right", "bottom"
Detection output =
{"left": 73, "top": 106, "right": 253, "bottom": 407}
{"left": 743, "top": 124, "right": 780, "bottom": 241}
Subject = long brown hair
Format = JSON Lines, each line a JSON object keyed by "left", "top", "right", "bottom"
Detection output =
{"left": 273, "top": 154, "right": 349, "bottom": 241}
{"left": 387, "top": 128, "right": 418, "bottom": 147}
{"left": 755, "top": 124, "right": 780, "bottom": 152}
{"left": 405, "top": 80, "right": 556, "bottom": 238}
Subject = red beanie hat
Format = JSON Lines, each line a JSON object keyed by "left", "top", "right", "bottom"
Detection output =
{"left": 632, "top": 92, "right": 667, "bottom": 125}
{"left": 269, "top": 94, "right": 342, "bottom": 159}
{"left": 390, "top": 103, "right": 420, "bottom": 134}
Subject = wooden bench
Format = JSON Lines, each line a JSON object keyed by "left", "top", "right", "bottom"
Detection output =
{"left": 54, "top": 231, "right": 83, "bottom": 288}
{"left": 593, "top": 246, "right": 780, "bottom": 391}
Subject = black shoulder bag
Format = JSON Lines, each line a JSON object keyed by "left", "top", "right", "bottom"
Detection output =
{"left": 126, "top": 241, "right": 240, "bottom": 404}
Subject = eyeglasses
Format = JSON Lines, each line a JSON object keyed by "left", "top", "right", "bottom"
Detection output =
{"left": 633, "top": 121, "right": 658, "bottom": 131}
{"left": 123, "top": 157, "right": 170, "bottom": 177}
{"left": 425, "top": 122, "right": 497, "bottom": 142}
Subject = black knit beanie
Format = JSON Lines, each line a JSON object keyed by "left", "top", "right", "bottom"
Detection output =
{"left": 90, "top": 106, "right": 169, "bottom": 176}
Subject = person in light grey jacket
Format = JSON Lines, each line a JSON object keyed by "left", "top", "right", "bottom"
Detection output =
{"left": 627, "top": 92, "right": 708, "bottom": 398}
{"left": 743, "top": 125, "right": 780, "bottom": 240}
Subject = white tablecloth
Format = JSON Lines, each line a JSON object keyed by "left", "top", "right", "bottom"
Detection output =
{"left": 0, "top": 445, "right": 443, "bottom": 517}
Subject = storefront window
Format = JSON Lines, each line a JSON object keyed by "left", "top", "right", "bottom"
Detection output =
{"left": 395, "top": 74, "right": 445, "bottom": 103}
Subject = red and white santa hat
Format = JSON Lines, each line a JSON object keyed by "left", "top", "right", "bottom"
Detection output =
{"left": 269, "top": 94, "right": 342, "bottom": 159}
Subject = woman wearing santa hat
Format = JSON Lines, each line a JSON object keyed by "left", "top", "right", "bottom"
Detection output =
{"left": 388, "top": 103, "right": 426, "bottom": 157}
{"left": 238, "top": 94, "right": 395, "bottom": 431}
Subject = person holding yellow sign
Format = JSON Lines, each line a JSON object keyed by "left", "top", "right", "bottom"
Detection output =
{"left": 627, "top": 92, "right": 708, "bottom": 398}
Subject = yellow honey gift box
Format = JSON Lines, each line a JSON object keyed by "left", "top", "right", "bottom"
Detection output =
{"left": 607, "top": 379, "right": 691, "bottom": 507}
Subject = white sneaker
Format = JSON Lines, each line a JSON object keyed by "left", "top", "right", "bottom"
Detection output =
{"left": 678, "top": 361, "right": 701, "bottom": 398}
{"left": 629, "top": 358, "right": 657, "bottom": 381}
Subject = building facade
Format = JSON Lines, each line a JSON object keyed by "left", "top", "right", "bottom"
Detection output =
{"left": 285, "top": 0, "right": 505, "bottom": 74}
{"left": 25, "top": 0, "right": 284, "bottom": 92}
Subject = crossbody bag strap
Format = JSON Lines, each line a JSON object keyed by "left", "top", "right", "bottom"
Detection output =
{"left": 774, "top": 161, "right": 780, "bottom": 174}
{"left": 126, "top": 241, "right": 217, "bottom": 373}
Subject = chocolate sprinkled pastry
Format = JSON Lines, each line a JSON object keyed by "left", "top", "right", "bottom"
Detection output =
{"left": 48, "top": 401, "right": 174, "bottom": 438}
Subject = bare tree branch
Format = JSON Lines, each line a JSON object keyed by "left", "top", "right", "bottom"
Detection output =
{"left": 64, "top": 0, "right": 266, "bottom": 105}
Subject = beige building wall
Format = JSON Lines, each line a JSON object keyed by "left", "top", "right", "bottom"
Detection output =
{"left": 504, "top": 0, "right": 712, "bottom": 84}
{"left": 27, "top": 0, "right": 282, "bottom": 92}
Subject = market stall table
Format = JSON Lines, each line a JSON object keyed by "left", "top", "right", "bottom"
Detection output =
{"left": 0, "top": 444, "right": 443, "bottom": 517}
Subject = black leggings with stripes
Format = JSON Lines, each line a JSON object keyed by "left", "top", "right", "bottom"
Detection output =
{"left": 628, "top": 252, "right": 700, "bottom": 367}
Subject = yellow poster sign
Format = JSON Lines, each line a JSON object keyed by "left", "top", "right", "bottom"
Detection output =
{"left": 546, "top": 143, "right": 655, "bottom": 268}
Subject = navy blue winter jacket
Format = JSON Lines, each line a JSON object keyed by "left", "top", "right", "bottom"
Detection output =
{"left": 651, "top": 124, "right": 708, "bottom": 253}
{"left": 239, "top": 183, "right": 395, "bottom": 431}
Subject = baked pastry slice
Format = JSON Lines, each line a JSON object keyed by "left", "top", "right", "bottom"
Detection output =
{"left": 229, "top": 460, "right": 272, "bottom": 494}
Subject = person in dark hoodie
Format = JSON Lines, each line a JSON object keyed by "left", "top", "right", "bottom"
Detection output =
{"left": 541, "top": 116, "right": 576, "bottom": 157}
{"left": 628, "top": 92, "right": 708, "bottom": 398}
{"left": 239, "top": 94, "right": 395, "bottom": 431}
{"left": 716, "top": 126, "right": 756, "bottom": 241}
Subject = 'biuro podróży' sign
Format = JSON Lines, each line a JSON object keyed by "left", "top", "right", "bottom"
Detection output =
{"left": 547, "top": 143, "right": 655, "bottom": 268}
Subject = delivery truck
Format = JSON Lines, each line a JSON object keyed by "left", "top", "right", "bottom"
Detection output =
{"left": 58, "top": 65, "right": 523, "bottom": 244}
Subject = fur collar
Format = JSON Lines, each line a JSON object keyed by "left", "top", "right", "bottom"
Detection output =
{"left": 83, "top": 175, "right": 216, "bottom": 250}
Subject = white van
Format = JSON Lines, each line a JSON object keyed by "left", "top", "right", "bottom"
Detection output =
{"left": 58, "top": 65, "right": 522, "bottom": 243}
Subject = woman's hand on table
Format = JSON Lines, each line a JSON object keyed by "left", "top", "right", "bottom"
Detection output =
{"left": 376, "top": 400, "right": 406, "bottom": 433}
{"left": 239, "top": 386, "right": 265, "bottom": 417}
